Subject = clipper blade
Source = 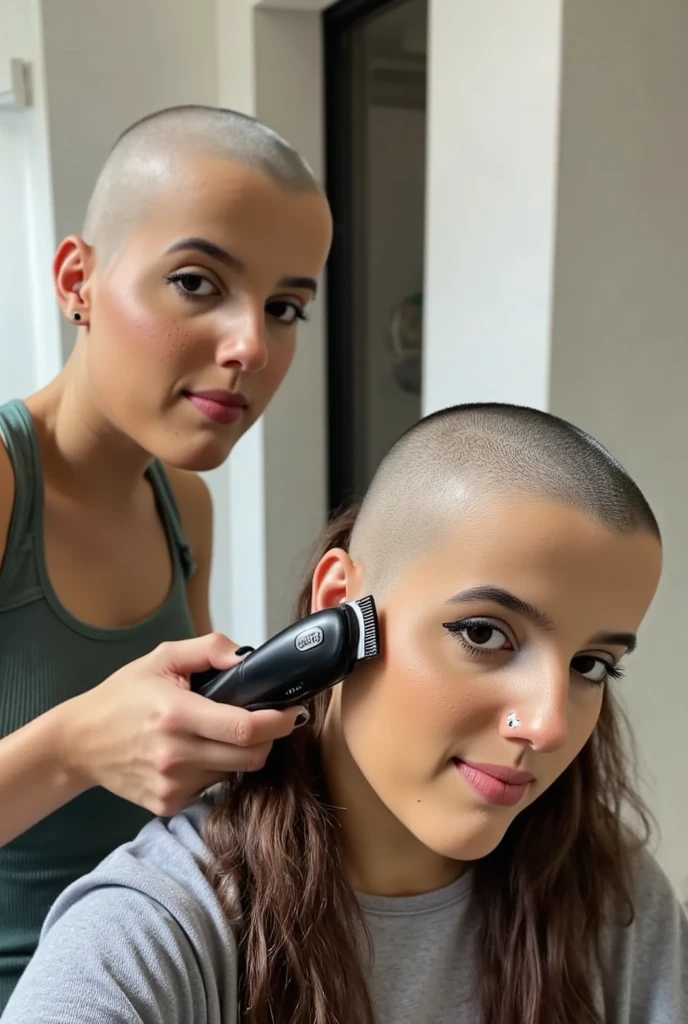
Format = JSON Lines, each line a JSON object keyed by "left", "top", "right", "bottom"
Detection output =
{"left": 352, "top": 594, "right": 380, "bottom": 661}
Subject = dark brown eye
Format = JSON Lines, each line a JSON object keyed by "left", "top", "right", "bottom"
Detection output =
{"left": 266, "top": 300, "right": 307, "bottom": 325}
{"left": 464, "top": 624, "right": 509, "bottom": 650}
{"left": 178, "top": 274, "right": 204, "bottom": 293}
{"left": 571, "top": 654, "right": 618, "bottom": 685}
{"left": 443, "top": 619, "right": 513, "bottom": 653}
{"left": 167, "top": 272, "right": 218, "bottom": 299}
{"left": 466, "top": 624, "right": 497, "bottom": 646}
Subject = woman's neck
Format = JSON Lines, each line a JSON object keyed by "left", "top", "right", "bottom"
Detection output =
{"left": 320, "top": 691, "right": 466, "bottom": 898}
{"left": 25, "top": 348, "right": 153, "bottom": 510}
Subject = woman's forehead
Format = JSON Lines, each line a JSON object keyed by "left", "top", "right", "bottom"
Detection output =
{"left": 95, "top": 157, "right": 332, "bottom": 276}
{"left": 395, "top": 494, "right": 662, "bottom": 625}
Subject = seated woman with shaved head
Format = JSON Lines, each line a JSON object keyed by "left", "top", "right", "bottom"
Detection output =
{"left": 4, "top": 404, "right": 686, "bottom": 1024}
{"left": 0, "top": 105, "right": 332, "bottom": 1005}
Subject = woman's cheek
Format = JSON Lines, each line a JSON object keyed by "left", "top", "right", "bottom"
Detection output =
{"left": 266, "top": 337, "right": 297, "bottom": 394}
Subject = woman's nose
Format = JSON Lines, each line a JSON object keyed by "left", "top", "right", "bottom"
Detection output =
{"left": 214, "top": 308, "right": 268, "bottom": 373}
{"left": 500, "top": 664, "right": 570, "bottom": 753}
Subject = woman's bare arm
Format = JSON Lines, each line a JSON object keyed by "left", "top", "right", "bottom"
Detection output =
{"left": 0, "top": 704, "right": 89, "bottom": 847}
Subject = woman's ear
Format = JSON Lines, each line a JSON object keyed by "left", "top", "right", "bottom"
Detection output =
{"left": 311, "top": 548, "right": 365, "bottom": 613}
{"left": 54, "top": 235, "right": 95, "bottom": 323}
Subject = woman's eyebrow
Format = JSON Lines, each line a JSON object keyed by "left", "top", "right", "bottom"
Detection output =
{"left": 588, "top": 630, "right": 637, "bottom": 653}
{"left": 166, "top": 237, "right": 245, "bottom": 270}
{"left": 445, "top": 586, "right": 555, "bottom": 630}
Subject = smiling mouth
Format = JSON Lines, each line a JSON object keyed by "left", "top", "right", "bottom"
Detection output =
{"left": 452, "top": 758, "right": 534, "bottom": 808}
{"left": 184, "top": 390, "right": 248, "bottom": 425}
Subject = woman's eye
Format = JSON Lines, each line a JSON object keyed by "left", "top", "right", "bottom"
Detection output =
{"left": 571, "top": 654, "right": 618, "bottom": 685}
{"left": 168, "top": 273, "right": 218, "bottom": 299}
{"left": 443, "top": 619, "right": 513, "bottom": 653}
{"left": 266, "top": 300, "right": 307, "bottom": 325}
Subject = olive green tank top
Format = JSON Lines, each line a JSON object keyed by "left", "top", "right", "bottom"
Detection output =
{"left": 0, "top": 399, "right": 197, "bottom": 1010}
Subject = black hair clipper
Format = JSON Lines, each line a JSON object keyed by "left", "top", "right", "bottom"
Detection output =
{"left": 189, "top": 596, "right": 380, "bottom": 711}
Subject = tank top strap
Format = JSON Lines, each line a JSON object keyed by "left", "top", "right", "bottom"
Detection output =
{"left": 146, "top": 461, "right": 197, "bottom": 582}
{"left": 0, "top": 399, "right": 43, "bottom": 608}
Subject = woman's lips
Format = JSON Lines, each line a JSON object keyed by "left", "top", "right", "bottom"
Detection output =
{"left": 184, "top": 389, "right": 248, "bottom": 425}
{"left": 454, "top": 758, "right": 534, "bottom": 807}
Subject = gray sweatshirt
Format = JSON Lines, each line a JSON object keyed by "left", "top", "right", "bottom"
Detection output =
{"left": 1, "top": 803, "right": 686, "bottom": 1023}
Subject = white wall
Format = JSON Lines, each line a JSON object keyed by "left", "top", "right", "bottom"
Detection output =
{"left": 255, "top": 10, "right": 328, "bottom": 635}
{"left": 423, "top": 0, "right": 563, "bottom": 415}
{"left": 425, "top": 0, "right": 688, "bottom": 892}
{"left": 0, "top": 0, "right": 61, "bottom": 404}
{"left": 39, "top": 0, "right": 219, "bottom": 363}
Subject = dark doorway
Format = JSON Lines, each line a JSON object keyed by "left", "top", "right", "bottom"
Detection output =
{"left": 324, "top": 0, "right": 428, "bottom": 512}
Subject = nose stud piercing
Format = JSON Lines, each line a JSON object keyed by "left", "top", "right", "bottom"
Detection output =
{"left": 507, "top": 713, "right": 522, "bottom": 729}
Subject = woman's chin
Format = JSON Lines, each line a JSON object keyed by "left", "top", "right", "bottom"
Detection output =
{"left": 150, "top": 432, "right": 239, "bottom": 473}
{"left": 172, "top": 445, "right": 235, "bottom": 473}
{"left": 408, "top": 806, "right": 512, "bottom": 864}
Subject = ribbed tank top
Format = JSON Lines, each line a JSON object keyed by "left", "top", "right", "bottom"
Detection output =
{"left": 0, "top": 399, "right": 197, "bottom": 1009}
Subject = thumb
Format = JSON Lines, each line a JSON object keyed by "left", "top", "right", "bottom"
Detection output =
{"left": 152, "top": 633, "right": 244, "bottom": 684}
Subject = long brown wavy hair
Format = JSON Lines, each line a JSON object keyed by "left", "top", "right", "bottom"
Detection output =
{"left": 205, "top": 506, "right": 653, "bottom": 1024}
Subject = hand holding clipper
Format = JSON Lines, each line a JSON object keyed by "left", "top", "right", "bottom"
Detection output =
{"left": 190, "top": 596, "right": 380, "bottom": 711}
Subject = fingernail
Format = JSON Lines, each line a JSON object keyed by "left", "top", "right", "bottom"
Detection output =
{"left": 235, "top": 646, "right": 255, "bottom": 657}
{"left": 293, "top": 706, "right": 310, "bottom": 728}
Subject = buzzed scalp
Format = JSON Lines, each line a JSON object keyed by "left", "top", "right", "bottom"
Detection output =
{"left": 350, "top": 403, "right": 660, "bottom": 594}
{"left": 83, "top": 104, "right": 322, "bottom": 260}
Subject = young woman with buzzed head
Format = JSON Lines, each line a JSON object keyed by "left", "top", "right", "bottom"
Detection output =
{"left": 0, "top": 104, "right": 331, "bottom": 1006}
